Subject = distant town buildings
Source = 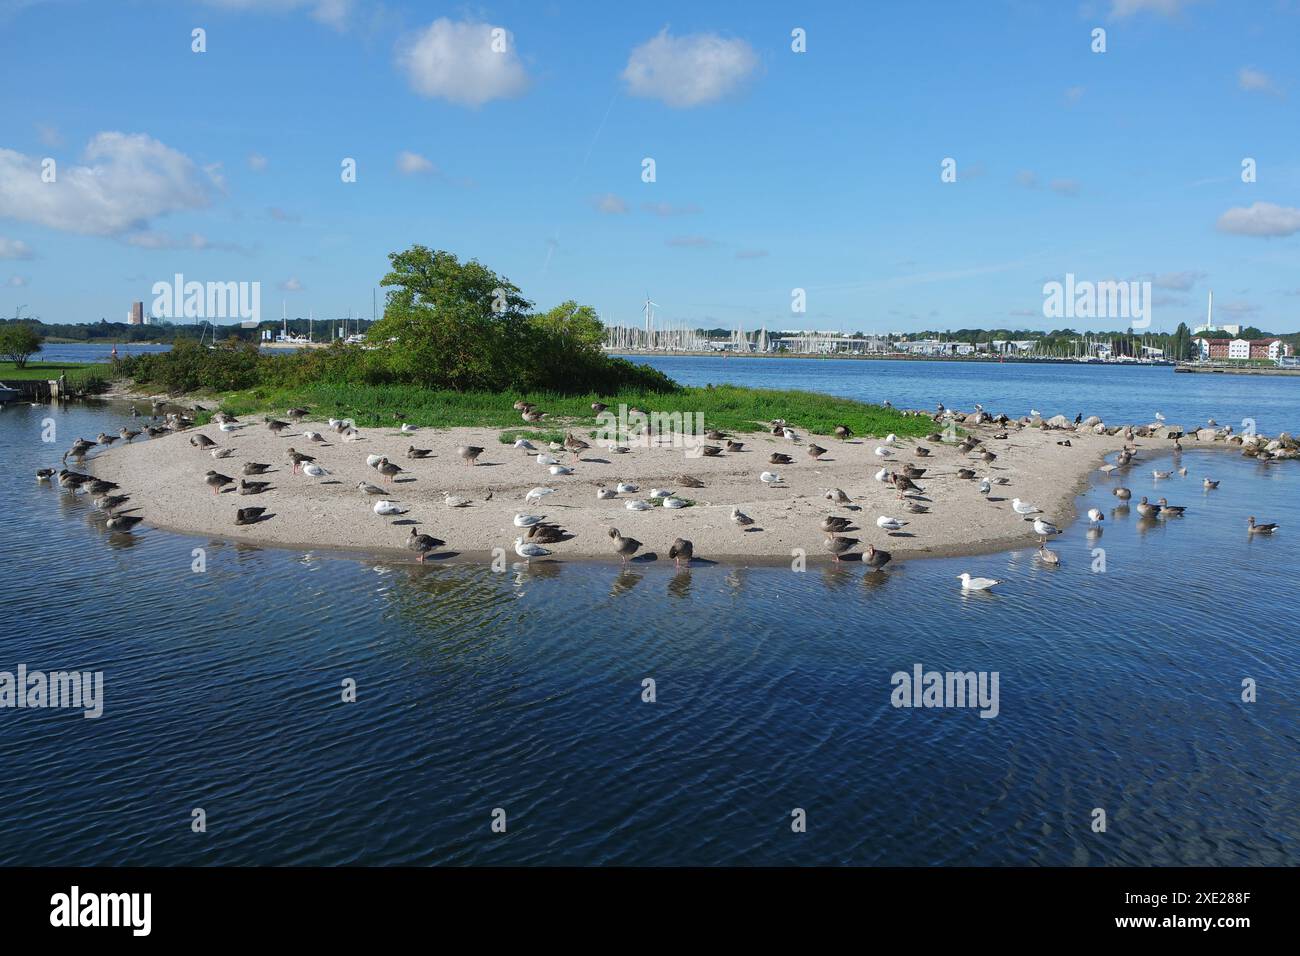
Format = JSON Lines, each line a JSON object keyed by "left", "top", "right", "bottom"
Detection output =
{"left": 126, "top": 300, "right": 147, "bottom": 325}
{"left": 1195, "top": 336, "right": 1292, "bottom": 361}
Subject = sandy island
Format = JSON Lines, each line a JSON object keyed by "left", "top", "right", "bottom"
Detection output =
{"left": 77, "top": 407, "right": 1195, "bottom": 566}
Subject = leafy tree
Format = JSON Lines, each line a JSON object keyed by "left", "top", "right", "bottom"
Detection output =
{"left": 530, "top": 300, "right": 605, "bottom": 352}
{"left": 0, "top": 322, "right": 43, "bottom": 367}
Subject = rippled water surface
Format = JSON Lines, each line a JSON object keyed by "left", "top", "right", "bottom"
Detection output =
{"left": 0, "top": 383, "right": 1295, "bottom": 865}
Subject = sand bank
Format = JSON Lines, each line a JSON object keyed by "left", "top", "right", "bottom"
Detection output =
{"left": 75, "top": 411, "right": 1178, "bottom": 566}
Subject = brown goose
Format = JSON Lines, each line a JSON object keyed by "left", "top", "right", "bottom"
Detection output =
{"left": 564, "top": 434, "right": 590, "bottom": 459}
{"left": 902, "top": 500, "right": 929, "bottom": 514}
{"left": 457, "top": 445, "right": 484, "bottom": 465}
{"left": 673, "top": 474, "right": 705, "bottom": 488}
{"left": 86, "top": 479, "right": 119, "bottom": 495}
{"left": 926, "top": 432, "right": 944, "bottom": 443}
{"left": 266, "top": 419, "right": 290, "bottom": 434}
{"left": 608, "top": 527, "right": 642, "bottom": 563}
{"left": 1156, "top": 497, "right": 1185, "bottom": 517}
{"left": 863, "top": 544, "right": 891, "bottom": 570}
{"left": 286, "top": 407, "right": 309, "bottom": 420}
{"left": 823, "top": 533, "right": 860, "bottom": 562}
{"left": 901, "top": 464, "right": 927, "bottom": 479}
{"left": 205, "top": 471, "right": 233, "bottom": 495}
{"left": 286, "top": 448, "right": 314, "bottom": 473}
{"left": 706, "top": 430, "right": 727, "bottom": 441}
{"left": 591, "top": 402, "right": 608, "bottom": 414}
{"left": 892, "top": 474, "right": 923, "bottom": 494}
{"left": 190, "top": 434, "right": 216, "bottom": 448}
{"left": 94, "top": 494, "right": 130, "bottom": 512}
{"left": 956, "top": 468, "right": 977, "bottom": 480}
{"left": 527, "top": 523, "right": 570, "bottom": 544}
{"left": 1247, "top": 516, "right": 1278, "bottom": 535}
{"left": 105, "top": 514, "right": 144, "bottom": 532}
{"left": 1135, "top": 496, "right": 1161, "bottom": 517}
{"left": 668, "top": 537, "right": 694, "bottom": 568}
{"left": 806, "top": 444, "right": 826, "bottom": 459}
{"left": 769, "top": 452, "right": 794, "bottom": 465}
{"left": 376, "top": 458, "right": 404, "bottom": 483}
{"left": 1113, "top": 487, "right": 1132, "bottom": 501}
{"left": 406, "top": 528, "right": 445, "bottom": 562}
{"left": 407, "top": 445, "right": 433, "bottom": 459}
{"left": 96, "top": 432, "right": 119, "bottom": 446}
{"left": 119, "top": 427, "right": 141, "bottom": 442}
{"left": 513, "top": 400, "right": 534, "bottom": 412}
{"left": 726, "top": 440, "right": 745, "bottom": 453}
{"left": 239, "top": 478, "right": 271, "bottom": 495}
{"left": 700, "top": 444, "right": 723, "bottom": 457}
{"left": 242, "top": 462, "right": 272, "bottom": 475}
{"left": 821, "top": 516, "right": 854, "bottom": 533}
{"left": 914, "top": 445, "right": 932, "bottom": 457}
{"left": 833, "top": 424, "right": 853, "bottom": 441}
{"left": 522, "top": 409, "right": 546, "bottom": 423}
{"left": 235, "top": 507, "right": 268, "bottom": 525}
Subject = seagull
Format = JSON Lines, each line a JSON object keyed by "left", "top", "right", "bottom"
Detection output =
{"left": 1012, "top": 498, "right": 1041, "bottom": 516}
{"left": 874, "top": 467, "right": 889, "bottom": 482}
{"left": 782, "top": 427, "right": 798, "bottom": 441}
{"left": 874, "top": 447, "right": 893, "bottom": 458}
{"left": 536, "top": 453, "right": 559, "bottom": 466}
{"left": 514, "top": 514, "right": 547, "bottom": 528}
{"left": 760, "top": 471, "right": 783, "bottom": 485}
{"left": 549, "top": 464, "right": 573, "bottom": 476}
{"left": 211, "top": 447, "right": 234, "bottom": 459}
{"left": 457, "top": 445, "right": 484, "bottom": 466}
{"left": 957, "top": 572, "right": 1000, "bottom": 591}
{"left": 514, "top": 438, "right": 537, "bottom": 452}
{"left": 1247, "top": 516, "right": 1278, "bottom": 535}
{"left": 357, "top": 481, "right": 386, "bottom": 496}
{"left": 525, "top": 487, "right": 555, "bottom": 504}
{"left": 1099, "top": 463, "right": 1118, "bottom": 474}
{"left": 825, "top": 488, "right": 851, "bottom": 505}
{"left": 663, "top": 496, "right": 688, "bottom": 509}
{"left": 287, "top": 448, "right": 315, "bottom": 473}
{"left": 366, "top": 454, "right": 383, "bottom": 469}
{"left": 1087, "top": 508, "right": 1104, "bottom": 523}
{"left": 625, "top": 499, "right": 652, "bottom": 511}
{"left": 731, "top": 506, "right": 754, "bottom": 528}
{"left": 616, "top": 482, "right": 638, "bottom": 494}
{"left": 302, "top": 430, "right": 325, "bottom": 443}
{"left": 884, "top": 433, "right": 897, "bottom": 445}
{"left": 978, "top": 478, "right": 991, "bottom": 496}
{"left": 668, "top": 538, "right": 693, "bottom": 568}
{"left": 1030, "top": 408, "right": 1040, "bottom": 417}
{"left": 876, "top": 516, "right": 907, "bottom": 531}
{"left": 649, "top": 488, "right": 672, "bottom": 498}
{"left": 301, "top": 463, "right": 330, "bottom": 479}
{"left": 514, "top": 537, "right": 552, "bottom": 562}
{"left": 1203, "top": 478, "right": 1219, "bottom": 490}
{"left": 218, "top": 422, "right": 243, "bottom": 432}
{"left": 400, "top": 424, "right": 418, "bottom": 434}
{"left": 1155, "top": 412, "right": 1166, "bottom": 422}
{"left": 1033, "top": 518, "right": 1062, "bottom": 537}
{"left": 443, "top": 493, "right": 471, "bottom": 508}
{"left": 596, "top": 486, "right": 618, "bottom": 500}
{"left": 1152, "top": 470, "right": 1171, "bottom": 479}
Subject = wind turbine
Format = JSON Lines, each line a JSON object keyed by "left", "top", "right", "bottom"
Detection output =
{"left": 643, "top": 294, "right": 659, "bottom": 347}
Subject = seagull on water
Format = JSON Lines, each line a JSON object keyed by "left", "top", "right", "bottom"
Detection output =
{"left": 958, "top": 572, "right": 1000, "bottom": 591}
{"left": 1203, "top": 478, "right": 1219, "bottom": 490}
{"left": 1087, "top": 508, "right": 1104, "bottom": 524}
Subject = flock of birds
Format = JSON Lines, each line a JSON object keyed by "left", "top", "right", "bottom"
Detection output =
{"left": 37, "top": 397, "right": 1281, "bottom": 587}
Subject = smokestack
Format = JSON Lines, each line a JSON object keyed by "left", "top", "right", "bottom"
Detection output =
{"left": 1207, "top": 290, "right": 1213, "bottom": 330}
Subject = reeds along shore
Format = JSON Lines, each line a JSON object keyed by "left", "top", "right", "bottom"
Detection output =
{"left": 62, "top": 399, "right": 1292, "bottom": 565}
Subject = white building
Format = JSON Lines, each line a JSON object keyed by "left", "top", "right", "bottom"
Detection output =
{"left": 1227, "top": 339, "right": 1251, "bottom": 360}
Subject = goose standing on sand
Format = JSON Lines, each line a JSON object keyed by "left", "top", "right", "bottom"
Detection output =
{"left": 564, "top": 434, "right": 590, "bottom": 459}
{"left": 1247, "top": 516, "right": 1278, "bottom": 535}
{"left": 608, "top": 528, "right": 642, "bottom": 563}
{"left": 287, "top": 448, "right": 315, "bottom": 473}
{"left": 668, "top": 538, "right": 694, "bottom": 568}
{"left": 807, "top": 444, "right": 826, "bottom": 459}
{"left": 375, "top": 458, "right": 404, "bottom": 483}
{"left": 374, "top": 500, "right": 407, "bottom": 524}
{"left": 731, "top": 507, "right": 754, "bottom": 528}
{"left": 823, "top": 534, "right": 860, "bottom": 562}
{"left": 191, "top": 434, "right": 216, "bottom": 449}
{"left": 957, "top": 572, "right": 999, "bottom": 591}
{"left": 407, "top": 528, "right": 444, "bottom": 562}
{"left": 457, "top": 445, "right": 484, "bottom": 466}
{"left": 205, "top": 471, "right": 234, "bottom": 495}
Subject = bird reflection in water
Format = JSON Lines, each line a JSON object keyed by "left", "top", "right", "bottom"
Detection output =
{"left": 667, "top": 569, "right": 692, "bottom": 600}
{"left": 610, "top": 568, "right": 643, "bottom": 597}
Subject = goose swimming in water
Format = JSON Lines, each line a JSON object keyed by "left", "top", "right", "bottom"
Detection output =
{"left": 608, "top": 528, "right": 642, "bottom": 563}
{"left": 1038, "top": 543, "right": 1060, "bottom": 566}
{"left": 668, "top": 538, "right": 694, "bottom": 568}
{"left": 1113, "top": 487, "right": 1132, "bottom": 501}
{"left": 1156, "top": 497, "right": 1185, "bottom": 517}
{"left": 1247, "top": 516, "right": 1278, "bottom": 535}
{"left": 35, "top": 468, "right": 55, "bottom": 482}
{"left": 1135, "top": 497, "right": 1161, "bottom": 518}
{"left": 957, "top": 572, "right": 999, "bottom": 591}
{"left": 1203, "top": 478, "right": 1219, "bottom": 490}
{"left": 407, "top": 528, "right": 444, "bottom": 562}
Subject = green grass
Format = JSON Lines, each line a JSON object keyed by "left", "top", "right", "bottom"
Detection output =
{"left": 0, "top": 360, "right": 96, "bottom": 381}
{"left": 205, "top": 381, "right": 930, "bottom": 440}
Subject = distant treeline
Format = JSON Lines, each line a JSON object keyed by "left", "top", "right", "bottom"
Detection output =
{"left": 2, "top": 317, "right": 376, "bottom": 344}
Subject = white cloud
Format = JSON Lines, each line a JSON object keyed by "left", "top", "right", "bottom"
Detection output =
{"left": 736, "top": 249, "right": 768, "bottom": 260}
{"left": 395, "top": 19, "right": 530, "bottom": 107}
{"left": 1015, "top": 170, "right": 1038, "bottom": 189}
{"left": 591, "top": 193, "right": 628, "bottom": 215}
{"left": 1064, "top": 85, "right": 1085, "bottom": 105}
{"left": 396, "top": 150, "right": 436, "bottom": 175}
{"left": 123, "top": 231, "right": 251, "bottom": 254}
{"left": 248, "top": 152, "right": 269, "bottom": 171}
{"left": 268, "top": 206, "right": 300, "bottom": 222}
{"left": 0, "top": 237, "right": 33, "bottom": 259}
{"left": 1216, "top": 202, "right": 1300, "bottom": 237}
{"left": 1238, "top": 67, "right": 1279, "bottom": 95}
{"left": 643, "top": 201, "right": 701, "bottom": 216}
{"left": 1050, "top": 178, "right": 1081, "bottom": 196}
{"left": 666, "top": 235, "right": 716, "bottom": 248}
{"left": 202, "top": 0, "right": 354, "bottom": 31}
{"left": 0, "top": 133, "right": 215, "bottom": 236}
{"left": 1150, "top": 270, "right": 1206, "bottom": 290}
{"left": 622, "top": 30, "right": 759, "bottom": 108}
{"left": 35, "top": 122, "right": 62, "bottom": 147}
{"left": 279, "top": 277, "right": 304, "bottom": 291}
{"left": 6, "top": 275, "right": 29, "bottom": 287}
{"left": 1110, "top": 0, "right": 1196, "bottom": 17}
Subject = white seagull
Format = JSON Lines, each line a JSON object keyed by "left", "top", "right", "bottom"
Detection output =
{"left": 549, "top": 464, "right": 573, "bottom": 476}
{"left": 536, "top": 453, "right": 559, "bottom": 466}
{"left": 514, "top": 438, "right": 536, "bottom": 452}
{"left": 874, "top": 447, "right": 893, "bottom": 458}
{"left": 874, "top": 467, "right": 890, "bottom": 482}
{"left": 401, "top": 423, "right": 418, "bottom": 434}
{"left": 366, "top": 454, "right": 383, "bottom": 469}
{"left": 373, "top": 500, "right": 406, "bottom": 523}
{"left": 595, "top": 487, "right": 618, "bottom": 500}
{"left": 301, "top": 463, "right": 330, "bottom": 479}
{"left": 525, "top": 487, "right": 555, "bottom": 503}
{"left": 663, "top": 497, "right": 687, "bottom": 509}
{"left": 514, "top": 537, "right": 551, "bottom": 561}
{"left": 1012, "top": 498, "right": 1041, "bottom": 516}
{"left": 514, "top": 514, "right": 546, "bottom": 527}
{"left": 876, "top": 516, "right": 906, "bottom": 531}
{"left": 1033, "top": 518, "right": 1062, "bottom": 537}
{"left": 957, "top": 572, "right": 1000, "bottom": 591}
{"left": 625, "top": 499, "right": 652, "bottom": 511}
{"left": 616, "top": 482, "right": 639, "bottom": 494}
{"left": 760, "top": 471, "right": 783, "bottom": 484}
{"left": 649, "top": 488, "right": 672, "bottom": 498}
{"left": 1087, "top": 508, "right": 1104, "bottom": 523}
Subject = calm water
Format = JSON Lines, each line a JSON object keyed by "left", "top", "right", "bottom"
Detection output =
{"left": 34, "top": 342, "right": 172, "bottom": 364}
{"left": 0, "top": 387, "right": 1296, "bottom": 865}
{"left": 619, "top": 354, "right": 1300, "bottom": 436}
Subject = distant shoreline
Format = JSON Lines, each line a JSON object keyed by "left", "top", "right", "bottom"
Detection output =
{"left": 609, "top": 349, "right": 1176, "bottom": 367}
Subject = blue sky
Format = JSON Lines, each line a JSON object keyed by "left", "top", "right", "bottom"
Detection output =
{"left": 1, "top": 0, "right": 1297, "bottom": 333}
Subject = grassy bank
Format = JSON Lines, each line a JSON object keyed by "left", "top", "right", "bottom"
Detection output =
{"left": 0, "top": 360, "right": 96, "bottom": 381}
{"left": 204, "top": 381, "right": 931, "bottom": 440}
